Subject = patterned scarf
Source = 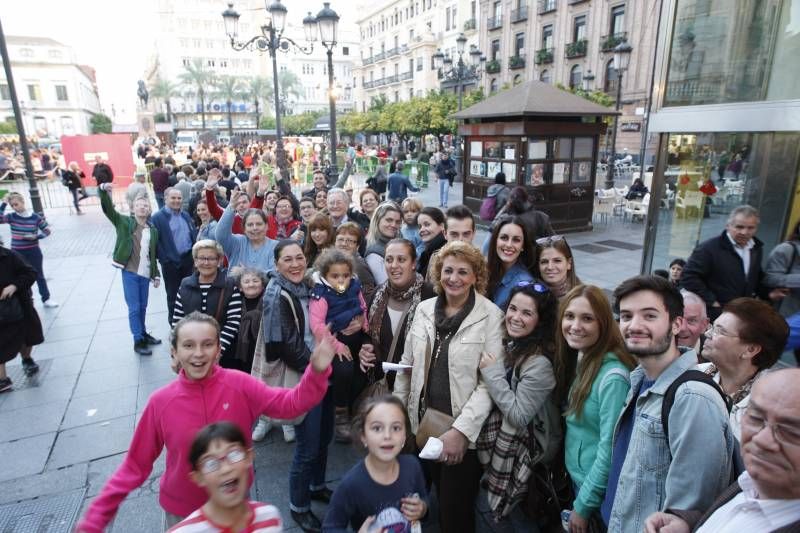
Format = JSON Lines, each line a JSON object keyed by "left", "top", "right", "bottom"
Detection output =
{"left": 261, "top": 271, "right": 309, "bottom": 343}
{"left": 704, "top": 364, "right": 760, "bottom": 405}
{"left": 368, "top": 273, "right": 424, "bottom": 353}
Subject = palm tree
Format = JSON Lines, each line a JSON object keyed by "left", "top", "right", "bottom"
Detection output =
{"left": 149, "top": 78, "right": 180, "bottom": 124}
{"left": 245, "top": 76, "right": 272, "bottom": 129}
{"left": 276, "top": 71, "right": 302, "bottom": 116}
{"left": 179, "top": 59, "right": 216, "bottom": 130}
{"left": 214, "top": 75, "right": 246, "bottom": 136}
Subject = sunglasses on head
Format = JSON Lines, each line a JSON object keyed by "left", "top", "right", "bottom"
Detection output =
{"left": 535, "top": 235, "right": 565, "bottom": 247}
{"left": 515, "top": 280, "right": 550, "bottom": 293}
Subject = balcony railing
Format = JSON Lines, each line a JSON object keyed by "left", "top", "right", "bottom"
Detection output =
{"left": 374, "top": 51, "right": 386, "bottom": 61}
{"left": 509, "top": 54, "right": 526, "bottom": 69}
{"left": 386, "top": 47, "right": 399, "bottom": 58}
{"left": 464, "top": 18, "right": 477, "bottom": 31}
{"left": 485, "top": 59, "right": 501, "bottom": 73}
{"left": 568, "top": 0, "right": 589, "bottom": 4}
{"left": 400, "top": 71, "right": 413, "bottom": 81}
{"left": 363, "top": 56, "right": 374, "bottom": 66}
{"left": 534, "top": 47, "right": 554, "bottom": 64}
{"left": 487, "top": 15, "right": 502, "bottom": 30}
{"left": 511, "top": 5, "right": 528, "bottom": 23}
{"left": 601, "top": 32, "right": 627, "bottom": 52}
{"left": 565, "top": 39, "right": 587, "bottom": 58}
{"left": 385, "top": 74, "right": 399, "bottom": 84}
{"left": 538, "top": 0, "right": 557, "bottom": 15}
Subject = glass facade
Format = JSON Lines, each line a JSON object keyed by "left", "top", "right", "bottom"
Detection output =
{"left": 649, "top": 132, "right": 800, "bottom": 272}
{"left": 664, "top": 0, "right": 800, "bottom": 106}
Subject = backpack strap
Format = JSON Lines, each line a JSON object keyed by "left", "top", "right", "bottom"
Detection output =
{"left": 661, "top": 369, "right": 731, "bottom": 449}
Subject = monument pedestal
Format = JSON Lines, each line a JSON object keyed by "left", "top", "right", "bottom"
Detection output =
{"left": 137, "top": 110, "right": 156, "bottom": 141}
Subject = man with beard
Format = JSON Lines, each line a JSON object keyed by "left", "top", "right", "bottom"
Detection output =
{"left": 601, "top": 275, "right": 734, "bottom": 533}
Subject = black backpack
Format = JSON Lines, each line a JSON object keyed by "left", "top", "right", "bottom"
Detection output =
{"left": 661, "top": 369, "right": 744, "bottom": 480}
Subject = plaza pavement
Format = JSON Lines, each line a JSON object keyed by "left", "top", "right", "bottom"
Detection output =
{"left": 0, "top": 176, "right": 646, "bottom": 531}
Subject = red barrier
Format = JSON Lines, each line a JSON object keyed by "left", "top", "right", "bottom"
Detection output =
{"left": 60, "top": 134, "right": 135, "bottom": 187}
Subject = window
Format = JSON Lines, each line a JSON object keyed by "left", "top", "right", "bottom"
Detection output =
{"left": 55, "top": 85, "right": 68, "bottom": 101}
{"left": 542, "top": 25, "right": 553, "bottom": 49}
{"left": 206, "top": 39, "right": 214, "bottom": 49}
{"left": 182, "top": 58, "right": 191, "bottom": 67}
{"left": 207, "top": 59, "right": 215, "bottom": 67}
{"left": 193, "top": 38, "right": 202, "bottom": 48}
{"left": 48, "top": 49, "right": 62, "bottom": 59}
{"left": 342, "top": 46, "right": 349, "bottom": 56}
{"left": 417, "top": 57, "right": 423, "bottom": 71}
{"left": 27, "top": 84, "right": 41, "bottom": 101}
{"left": 515, "top": 33, "right": 524, "bottom": 56}
{"left": 409, "top": 88, "right": 414, "bottom": 99}
{"left": 60, "top": 116, "right": 74, "bottom": 135}
{"left": 574, "top": 15, "right": 586, "bottom": 41}
{"left": 569, "top": 65, "right": 582, "bottom": 89}
{"left": 491, "top": 39, "right": 500, "bottom": 61}
{"left": 493, "top": 1, "right": 501, "bottom": 18}
{"left": 490, "top": 78, "right": 498, "bottom": 93}
{"left": 610, "top": 5, "right": 625, "bottom": 34}
{"left": 179, "top": 38, "right": 189, "bottom": 48}
{"left": 394, "top": 91, "right": 400, "bottom": 102}
{"left": 20, "top": 48, "right": 33, "bottom": 58}
{"left": 452, "top": 6, "right": 457, "bottom": 29}
{"left": 0, "top": 85, "right": 10, "bottom": 100}
{"left": 540, "top": 69, "right": 550, "bottom": 83}
{"left": 204, "top": 21, "right": 212, "bottom": 31}
{"left": 410, "top": 29, "right": 414, "bottom": 41}
{"left": 220, "top": 60, "right": 228, "bottom": 68}
{"left": 604, "top": 59, "right": 618, "bottom": 92}
{"left": 446, "top": 7, "right": 452, "bottom": 30}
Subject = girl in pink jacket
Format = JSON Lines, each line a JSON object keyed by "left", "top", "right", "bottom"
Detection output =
{"left": 77, "top": 311, "right": 335, "bottom": 533}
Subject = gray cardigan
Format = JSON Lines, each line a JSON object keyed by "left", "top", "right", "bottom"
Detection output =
{"left": 764, "top": 241, "right": 800, "bottom": 316}
{"left": 480, "top": 353, "right": 556, "bottom": 430}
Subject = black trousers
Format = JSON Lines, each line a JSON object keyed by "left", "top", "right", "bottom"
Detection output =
{"left": 331, "top": 331, "right": 369, "bottom": 410}
{"left": 160, "top": 253, "right": 194, "bottom": 324}
{"left": 424, "top": 449, "right": 482, "bottom": 533}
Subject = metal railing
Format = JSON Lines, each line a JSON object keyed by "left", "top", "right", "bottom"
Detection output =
{"left": 509, "top": 54, "right": 526, "bottom": 69}
{"left": 565, "top": 39, "right": 587, "bottom": 58}
{"left": 511, "top": 5, "right": 528, "bottom": 23}
{"left": 464, "top": 18, "right": 477, "bottom": 31}
{"left": 487, "top": 15, "right": 502, "bottom": 30}
{"left": 363, "top": 56, "right": 374, "bottom": 65}
{"left": 601, "top": 32, "right": 627, "bottom": 52}
{"left": 386, "top": 47, "right": 399, "bottom": 58}
{"left": 538, "top": 0, "right": 557, "bottom": 15}
{"left": 485, "top": 59, "right": 502, "bottom": 73}
{"left": 400, "top": 71, "right": 413, "bottom": 81}
{"left": 534, "top": 47, "right": 554, "bottom": 64}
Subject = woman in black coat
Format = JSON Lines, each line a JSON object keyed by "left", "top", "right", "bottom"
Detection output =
{"left": 0, "top": 245, "right": 44, "bottom": 392}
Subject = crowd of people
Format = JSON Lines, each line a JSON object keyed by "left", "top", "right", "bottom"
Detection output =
{"left": 0, "top": 140, "right": 798, "bottom": 533}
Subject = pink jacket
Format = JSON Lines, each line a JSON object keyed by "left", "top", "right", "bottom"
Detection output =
{"left": 77, "top": 364, "right": 330, "bottom": 533}
{"left": 309, "top": 292, "right": 368, "bottom": 354}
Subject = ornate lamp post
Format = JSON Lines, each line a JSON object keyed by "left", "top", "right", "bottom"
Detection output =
{"left": 433, "top": 34, "right": 485, "bottom": 180}
{"left": 222, "top": 1, "right": 318, "bottom": 173}
{"left": 582, "top": 69, "right": 595, "bottom": 92}
{"left": 605, "top": 41, "right": 633, "bottom": 189}
{"left": 315, "top": 2, "right": 341, "bottom": 174}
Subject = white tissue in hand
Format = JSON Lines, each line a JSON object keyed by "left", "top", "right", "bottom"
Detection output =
{"left": 418, "top": 437, "right": 443, "bottom": 460}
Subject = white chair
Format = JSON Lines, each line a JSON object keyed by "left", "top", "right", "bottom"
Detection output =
{"left": 675, "top": 191, "right": 704, "bottom": 218}
{"left": 624, "top": 193, "right": 650, "bottom": 222}
{"left": 661, "top": 189, "right": 675, "bottom": 209}
{"left": 594, "top": 196, "right": 614, "bottom": 224}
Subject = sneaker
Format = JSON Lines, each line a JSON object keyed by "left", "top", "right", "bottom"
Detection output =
{"left": 133, "top": 339, "right": 152, "bottom": 356}
{"left": 43, "top": 300, "right": 59, "bottom": 308}
{"left": 282, "top": 424, "right": 296, "bottom": 443}
{"left": 252, "top": 416, "right": 272, "bottom": 442}
{"left": 0, "top": 377, "right": 12, "bottom": 393}
{"left": 21, "top": 358, "right": 39, "bottom": 376}
{"left": 143, "top": 333, "right": 162, "bottom": 345}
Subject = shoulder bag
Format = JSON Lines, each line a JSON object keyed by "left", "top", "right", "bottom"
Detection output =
{"left": 415, "top": 328, "right": 456, "bottom": 450}
{"left": 0, "top": 294, "right": 24, "bottom": 325}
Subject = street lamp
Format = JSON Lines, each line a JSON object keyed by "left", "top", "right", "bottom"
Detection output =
{"left": 222, "top": 1, "right": 317, "bottom": 173}
{"left": 436, "top": 34, "right": 485, "bottom": 181}
{"left": 582, "top": 69, "right": 595, "bottom": 92}
{"left": 315, "top": 2, "right": 341, "bottom": 174}
{"left": 605, "top": 41, "right": 633, "bottom": 189}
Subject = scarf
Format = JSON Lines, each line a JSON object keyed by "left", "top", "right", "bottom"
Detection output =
{"left": 261, "top": 271, "right": 309, "bottom": 343}
{"left": 549, "top": 278, "right": 571, "bottom": 299}
{"left": 368, "top": 273, "right": 424, "bottom": 353}
{"left": 275, "top": 214, "right": 294, "bottom": 239}
{"left": 704, "top": 364, "right": 760, "bottom": 405}
{"left": 364, "top": 233, "right": 390, "bottom": 258}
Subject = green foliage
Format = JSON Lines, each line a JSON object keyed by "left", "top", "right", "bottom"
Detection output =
{"left": 154, "top": 113, "right": 168, "bottom": 123}
{"left": 0, "top": 120, "right": 17, "bottom": 134}
{"left": 283, "top": 110, "right": 326, "bottom": 135}
{"left": 259, "top": 116, "right": 277, "bottom": 130}
{"left": 246, "top": 76, "right": 272, "bottom": 127}
{"left": 179, "top": 59, "right": 216, "bottom": 129}
{"left": 90, "top": 113, "right": 112, "bottom": 134}
{"left": 149, "top": 78, "right": 180, "bottom": 122}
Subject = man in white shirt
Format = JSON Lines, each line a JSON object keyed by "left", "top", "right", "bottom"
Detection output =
{"left": 644, "top": 368, "right": 800, "bottom": 532}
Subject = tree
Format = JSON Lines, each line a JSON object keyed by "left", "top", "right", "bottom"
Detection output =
{"left": 259, "top": 116, "right": 276, "bottom": 130}
{"left": 0, "top": 119, "right": 17, "bottom": 134}
{"left": 214, "top": 75, "right": 246, "bottom": 136}
{"left": 149, "top": 78, "right": 181, "bottom": 124}
{"left": 274, "top": 71, "right": 302, "bottom": 116}
{"left": 283, "top": 110, "right": 325, "bottom": 135}
{"left": 179, "top": 59, "right": 216, "bottom": 130}
{"left": 245, "top": 76, "right": 272, "bottom": 129}
{"left": 90, "top": 113, "right": 112, "bottom": 134}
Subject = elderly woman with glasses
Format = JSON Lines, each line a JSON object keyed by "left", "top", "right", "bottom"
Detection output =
{"left": 487, "top": 216, "right": 537, "bottom": 310}
{"left": 699, "top": 297, "right": 789, "bottom": 442}
{"left": 476, "top": 281, "right": 562, "bottom": 529}
{"left": 535, "top": 235, "right": 580, "bottom": 300}
{"left": 335, "top": 222, "right": 376, "bottom": 302}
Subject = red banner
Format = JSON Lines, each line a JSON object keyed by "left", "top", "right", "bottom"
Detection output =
{"left": 60, "top": 134, "right": 134, "bottom": 187}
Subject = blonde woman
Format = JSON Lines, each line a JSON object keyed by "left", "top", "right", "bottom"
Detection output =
{"left": 364, "top": 202, "right": 402, "bottom": 285}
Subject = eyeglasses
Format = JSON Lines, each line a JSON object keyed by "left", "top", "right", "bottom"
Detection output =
{"left": 703, "top": 325, "right": 739, "bottom": 339}
{"left": 195, "top": 256, "right": 219, "bottom": 263}
{"left": 516, "top": 280, "right": 550, "bottom": 293}
{"left": 742, "top": 408, "right": 800, "bottom": 447}
{"left": 336, "top": 237, "right": 358, "bottom": 245}
{"left": 535, "top": 235, "right": 565, "bottom": 247}
{"left": 197, "top": 447, "right": 248, "bottom": 474}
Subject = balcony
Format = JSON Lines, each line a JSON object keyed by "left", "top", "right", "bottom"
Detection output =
{"left": 538, "top": 0, "right": 557, "bottom": 15}
{"left": 534, "top": 47, "right": 554, "bottom": 64}
{"left": 509, "top": 54, "right": 526, "bottom": 69}
{"left": 487, "top": 15, "right": 502, "bottom": 30}
{"left": 485, "top": 59, "right": 501, "bottom": 73}
{"left": 464, "top": 18, "right": 477, "bottom": 31}
{"left": 565, "top": 39, "right": 587, "bottom": 58}
{"left": 374, "top": 51, "right": 386, "bottom": 62}
{"left": 511, "top": 5, "right": 528, "bottom": 23}
{"left": 400, "top": 71, "right": 413, "bottom": 81}
{"left": 601, "top": 32, "right": 627, "bottom": 52}
{"left": 363, "top": 56, "right": 374, "bottom": 66}
{"left": 386, "top": 47, "right": 399, "bottom": 58}
{"left": 568, "top": 0, "right": 589, "bottom": 4}
{"left": 385, "top": 74, "right": 399, "bottom": 84}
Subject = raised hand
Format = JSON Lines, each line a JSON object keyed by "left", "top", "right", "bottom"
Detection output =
{"left": 310, "top": 329, "right": 337, "bottom": 373}
{"left": 205, "top": 169, "right": 221, "bottom": 189}
{"left": 229, "top": 187, "right": 242, "bottom": 206}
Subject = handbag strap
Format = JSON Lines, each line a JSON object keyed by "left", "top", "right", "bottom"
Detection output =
{"left": 280, "top": 290, "right": 300, "bottom": 331}
{"left": 213, "top": 286, "right": 228, "bottom": 324}
{"left": 386, "top": 305, "right": 412, "bottom": 364}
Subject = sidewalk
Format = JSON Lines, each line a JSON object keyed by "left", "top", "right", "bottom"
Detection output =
{"left": 0, "top": 180, "right": 646, "bottom": 531}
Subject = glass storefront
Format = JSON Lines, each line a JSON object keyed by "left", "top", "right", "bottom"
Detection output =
{"left": 649, "top": 132, "right": 800, "bottom": 272}
{"left": 664, "top": 0, "right": 800, "bottom": 106}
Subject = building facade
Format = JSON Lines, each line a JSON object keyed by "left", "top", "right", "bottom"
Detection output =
{"left": 641, "top": 0, "right": 800, "bottom": 275}
{"left": 150, "top": 0, "right": 357, "bottom": 130}
{"left": 0, "top": 36, "right": 102, "bottom": 139}
{"left": 352, "top": 0, "right": 482, "bottom": 111}
{"left": 477, "top": 0, "right": 659, "bottom": 158}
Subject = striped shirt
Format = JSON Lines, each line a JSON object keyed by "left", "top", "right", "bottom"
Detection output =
{"left": 0, "top": 205, "right": 50, "bottom": 250}
{"left": 168, "top": 501, "right": 282, "bottom": 532}
{"left": 172, "top": 284, "right": 242, "bottom": 353}
{"left": 697, "top": 472, "right": 800, "bottom": 532}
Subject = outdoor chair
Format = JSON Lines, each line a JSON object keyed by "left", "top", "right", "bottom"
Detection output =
{"left": 675, "top": 190, "right": 704, "bottom": 218}
{"left": 624, "top": 193, "right": 649, "bottom": 222}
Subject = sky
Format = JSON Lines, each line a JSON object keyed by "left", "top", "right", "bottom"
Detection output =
{"left": 3, "top": 0, "right": 361, "bottom": 123}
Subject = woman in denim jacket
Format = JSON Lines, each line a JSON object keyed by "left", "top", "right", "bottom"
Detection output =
{"left": 554, "top": 285, "right": 636, "bottom": 533}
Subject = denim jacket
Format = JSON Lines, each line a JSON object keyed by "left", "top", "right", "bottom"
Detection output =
{"left": 606, "top": 349, "right": 734, "bottom": 533}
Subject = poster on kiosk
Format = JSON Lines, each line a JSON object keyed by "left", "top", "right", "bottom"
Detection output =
{"left": 60, "top": 133, "right": 135, "bottom": 188}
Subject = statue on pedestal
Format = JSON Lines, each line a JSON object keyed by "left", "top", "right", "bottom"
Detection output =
{"left": 137, "top": 80, "right": 149, "bottom": 109}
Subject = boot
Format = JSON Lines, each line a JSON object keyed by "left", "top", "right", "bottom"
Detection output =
{"left": 334, "top": 407, "right": 351, "bottom": 443}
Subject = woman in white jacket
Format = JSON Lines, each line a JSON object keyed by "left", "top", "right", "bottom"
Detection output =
{"left": 394, "top": 241, "right": 504, "bottom": 533}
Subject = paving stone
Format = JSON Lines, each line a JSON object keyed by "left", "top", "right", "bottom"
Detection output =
{"left": 0, "top": 374, "right": 77, "bottom": 411}
{"left": 109, "top": 492, "right": 163, "bottom": 533}
{"left": 0, "top": 399, "right": 69, "bottom": 442}
{"left": 43, "top": 322, "right": 97, "bottom": 343}
{"left": 72, "top": 364, "right": 141, "bottom": 398}
{"left": 48, "top": 415, "right": 135, "bottom": 469}
{"left": 86, "top": 450, "right": 166, "bottom": 499}
{"left": 61, "top": 386, "right": 138, "bottom": 430}
{"left": 0, "top": 432, "right": 56, "bottom": 482}
{"left": 0, "top": 463, "right": 88, "bottom": 505}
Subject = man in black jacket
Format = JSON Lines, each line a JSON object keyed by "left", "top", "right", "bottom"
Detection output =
{"left": 91, "top": 155, "right": 114, "bottom": 185}
{"left": 680, "top": 205, "right": 773, "bottom": 320}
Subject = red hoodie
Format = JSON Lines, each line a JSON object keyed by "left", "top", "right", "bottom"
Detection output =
{"left": 77, "top": 364, "right": 330, "bottom": 533}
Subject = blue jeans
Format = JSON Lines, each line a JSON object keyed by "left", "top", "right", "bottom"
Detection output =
{"left": 155, "top": 192, "right": 165, "bottom": 209}
{"left": 439, "top": 178, "right": 450, "bottom": 207}
{"left": 121, "top": 269, "right": 150, "bottom": 342}
{"left": 16, "top": 247, "right": 50, "bottom": 302}
{"left": 289, "top": 388, "right": 334, "bottom": 512}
